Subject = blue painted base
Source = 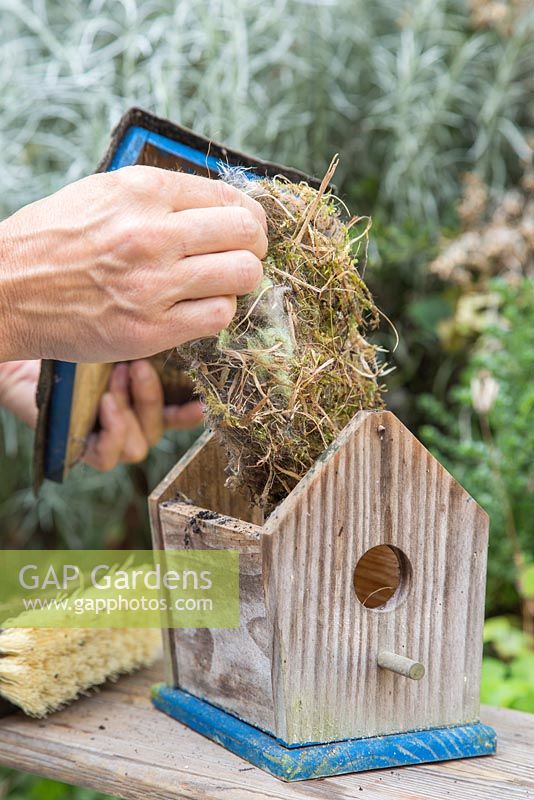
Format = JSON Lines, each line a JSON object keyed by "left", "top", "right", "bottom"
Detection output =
{"left": 151, "top": 684, "right": 497, "bottom": 782}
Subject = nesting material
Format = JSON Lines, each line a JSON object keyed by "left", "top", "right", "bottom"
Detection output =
{"left": 0, "top": 627, "right": 161, "bottom": 717}
{"left": 182, "top": 159, "right": 387, "bottom": 511}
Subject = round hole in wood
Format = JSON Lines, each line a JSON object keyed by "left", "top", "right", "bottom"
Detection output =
{"left": 353, "top": 545, "right": 410, "bottom": 610}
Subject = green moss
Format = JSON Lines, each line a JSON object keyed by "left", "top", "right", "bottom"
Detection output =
{"left": 181, "top": 170, "right": 386, "bottom": 510}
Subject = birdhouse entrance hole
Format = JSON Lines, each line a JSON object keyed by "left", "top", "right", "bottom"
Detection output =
{"left": 353, "top": 545, "right": 410, "bottom": 610}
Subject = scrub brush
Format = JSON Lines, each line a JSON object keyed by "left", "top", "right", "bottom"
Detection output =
{"left": 0, "top": 626, "right": 161, "bottom": 717}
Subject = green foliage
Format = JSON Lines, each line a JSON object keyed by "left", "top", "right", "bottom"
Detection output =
{"left": 482, "top": 617, "right": 534, "bottom": 712}
{"left": 0, "top": 0, "right": 531, "bottom": 548}
{"left": 0, "top": 410, "right": 197, "bottom": 548}
{"left": 520, "top": 565, "right": 534, "bottom": 599}
{"left": 364, "top": 216, "right": 457, "bottom": 425}
{"left": 421, "top": 279, "right": 534, "bottom": 613}
{"left": 0, "top": 768, "right": 117, "bottom": 799}
{"left": 0, "top": 7, "right": 531, "bottom": 797}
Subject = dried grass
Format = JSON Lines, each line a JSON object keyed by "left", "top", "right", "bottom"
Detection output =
{"left": 181, "top": 163, "right": 387, "bottom": 510}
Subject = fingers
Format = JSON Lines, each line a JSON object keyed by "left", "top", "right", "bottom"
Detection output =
{"left": 109, "top": 364, "right": 151, "bottom": 464}
{"left": 130, "top": 360, "right": 164, "bottom": 446}
{"left": 165, "top": 206, "right": 268, "bottom": 261}
{"left": 85, "top": 364, "right": 150, "bottom": 470}
{"left": 84, "top": 362, "right": 204, "bottom": 472}
{"left": 161, "top": 172, "right": 267, "bottom": 233}
{"left": 0, "top": 360, "right": 41, "bottom": 428}
{"left": 165, "top": 295, "right": 237, "bottom": 345}
{"left": 118, "top": 294, "right": 237, "bottom": 358}
{"left": 171, "top": 250, "right": 263, "bottom": 302}
{"left": 114, "top": 166, "right": 266, "bottom": 232}
{"left": 164, "top": 400, "right": 204, "bottom": 430}
{"left": 83, "top": 393, "right": 126, "bottom": 471}
{"left": 108, "top": 362, "right": 130, "bottom": 405}
{"left": 146, "top": 167, "right": 267, "bottom": 233}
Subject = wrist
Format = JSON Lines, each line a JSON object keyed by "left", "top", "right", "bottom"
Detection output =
{"left": 0, "top": 216, "right": 34, "bottom": 361}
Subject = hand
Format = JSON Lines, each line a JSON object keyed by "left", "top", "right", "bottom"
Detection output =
{"left": 84, "top": 360, "right": 204, "bottom": 470}
{"left": 0, "top": 166, "right": 267, "bottom": 362}
{"left": 0, "top": 359, "right": 203, "bottom": 470}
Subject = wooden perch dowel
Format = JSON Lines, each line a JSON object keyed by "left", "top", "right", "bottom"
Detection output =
{"left": 377, "top": 651, "right": 425, "bottom": 680}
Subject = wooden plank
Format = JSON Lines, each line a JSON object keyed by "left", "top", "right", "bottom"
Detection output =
{"left": 158, "top": 502, "right": 274, "bottom": 732}
{"left": 65, "top": 363, "right": 113, "bottom": 470}
{"left": 0, "top": 663, "right": 531, "bottom": 800}
{"left": 264, "top": 410, "right": 490, "bottom": 743}
{"left": 150, "top": 428, "right": 263, "bottom": 525}
{"left": 148, "top": 429, "right": 264, "bottom": 689}
{"left": 148, "top": 430, "right": 215, "bottom": 685}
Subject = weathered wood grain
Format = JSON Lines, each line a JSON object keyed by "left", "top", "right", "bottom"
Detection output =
{"left": 0, "top": 663, "right": 531, "bottom": 800}
{"left": 147, "top": 434, "right": 216, "bottom": 686}
{"left": 149, "top": 429, "right": 264, "bottom": 688}
{"left": 150, "top": 428, "right": 263, "bottom": 526}
{"left": 263, "top": 410, "right": 490, "bottom": 743}
{"left": 65, "top": 362, "right": 113, "bottom": 470}
{"left": 151, "top": 411, "right": 490, "bottom": 745}
{"left": 158, "top": 502, "right": 274, "bottom": 732}
{"left": 352, "top": 544, "right": 403, "bottom": 608}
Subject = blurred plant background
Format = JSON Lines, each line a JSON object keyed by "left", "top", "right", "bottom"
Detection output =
{"left": 0, "top": 0, "right": 532, "bottom": 795}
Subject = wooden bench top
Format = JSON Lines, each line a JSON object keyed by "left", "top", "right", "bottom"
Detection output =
{"left": 0, "top": 661, "right": 532, "bottom": 799}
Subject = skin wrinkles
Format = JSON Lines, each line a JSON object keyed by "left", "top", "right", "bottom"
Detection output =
{"left": 0, "top": 166, "right": 267, "bottom": 362}
{"left": 0, "top": 165, "right": 267, "bottom": 467}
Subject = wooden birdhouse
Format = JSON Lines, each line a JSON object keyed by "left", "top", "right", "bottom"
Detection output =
{"left": 150, "top": 409, "right": 496, "bottom": 780}
{"left": 32, "top": 109, "right": 496, "bottom": 781}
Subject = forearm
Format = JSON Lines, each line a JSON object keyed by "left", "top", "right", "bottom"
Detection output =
{"left": 0, "top": 216, "right": 35, "bottom": 362}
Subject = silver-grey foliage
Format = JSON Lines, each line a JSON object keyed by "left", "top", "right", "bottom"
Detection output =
{"left": 0, "top": 0, "right": 532, "bottom": 221}
{"left": 0, "top": 0, "right": 531, "bottom": 545}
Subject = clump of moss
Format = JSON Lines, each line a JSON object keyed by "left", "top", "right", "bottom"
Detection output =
{"left": 181, "top": 159, "right": 387, "bottom": 511}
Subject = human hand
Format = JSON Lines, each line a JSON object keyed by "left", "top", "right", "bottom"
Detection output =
{"left": 0, "top": 359, "right": 203, "bottom": 470}
{"left": 0, "top": 166, "right": 267, "bottom": 362}
{"left": 84, "top": 360, "right": 204, "bottom": 470}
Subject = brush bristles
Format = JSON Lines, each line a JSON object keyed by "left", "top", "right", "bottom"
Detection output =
{"left": 0, "top": 628, "right": 161, "bottom": 717}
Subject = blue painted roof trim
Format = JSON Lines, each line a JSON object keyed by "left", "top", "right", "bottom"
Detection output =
{"left": 110, "top": 126, "right": 225, "bottom": 174}
{"left": 43, "top": 361, "right": 77, "bottom": 482}
{"left": 109, "top": 125, "right": 261, "bottom": 178}
{"left": 152, "top": 684, "right": 497, "bottom": 782}
{"left": 108, "top": 126, "right": 150, "bottom": 171}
